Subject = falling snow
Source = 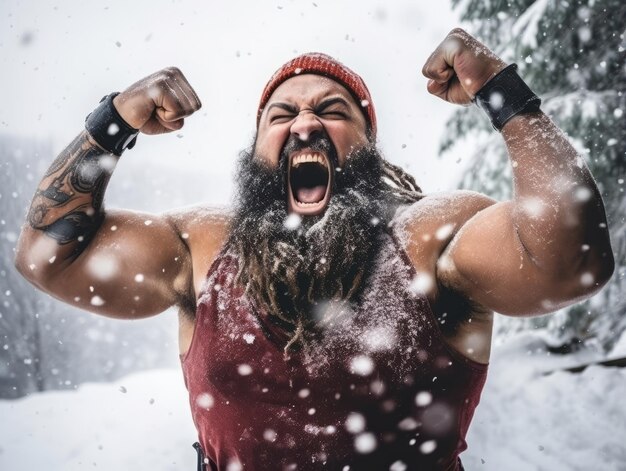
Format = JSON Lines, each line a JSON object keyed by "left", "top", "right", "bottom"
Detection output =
{"left": 397, "top": 416, "right": 419, "bottom": 431}
{"left": 389, "top": 461, "right": 407, "bottom": 471}
{"left": 435, "top": 223, "right": 454, "bottom": 240}
{"left": 263, "top": 428, "right": 277, "bottom": 442}
{"left": 419, "top": 439, "right": 437, "bottom": 454}
{"left": 283, "top": 213, "right": 302, "bottom": 230}
{"left": 345, "top": 412, "right": 366, "bottom": 434}
{"left": 488, "top": 91, "right": 504, "bottom": 110}
{"left": 354, "top": 432, "right": 377, "bottom": 453}
{"left": 90, "top": 295, "right": 105, "bottom": 306}
{"left": 409, "top": 272, "right": 434, "bottom": 296}
{"left": 519, "top": 196, "right": 546, "bottom": 219}
{"left": 580, "top": 272, "right": 594, "bottom": 287}
{"left": 237, "top": 364, "right": 253, "bottom": 376}
{"left": 86, "top": 254, "right": 118, "bottom": 281}
{"left": 415, "top": 391, "right": 433, "bottom": 407}
{"left": 349, "top": 355, "right": 375, "bottom": 376}
{"left": 196, "top": 393, "right": 214, "bottom": 409}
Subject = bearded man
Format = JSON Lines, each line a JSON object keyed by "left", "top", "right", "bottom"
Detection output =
{"left": 15, "top": 29, "right": 614, "bottom": 470}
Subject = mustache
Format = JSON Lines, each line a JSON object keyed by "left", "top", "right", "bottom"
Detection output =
{"left": 279, "top": 133, "right": 338, "bottom": 168}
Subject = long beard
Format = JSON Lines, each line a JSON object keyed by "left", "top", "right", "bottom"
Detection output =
{"left": 227, "top": 138, "right": 393, "bottom": 348}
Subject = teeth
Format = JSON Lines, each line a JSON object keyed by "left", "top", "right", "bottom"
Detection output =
{"left": 292, "top": 153, "right": 328, "bottom": 168}
{"left": 295, "top": 200, "right": 322, "bottom": 207}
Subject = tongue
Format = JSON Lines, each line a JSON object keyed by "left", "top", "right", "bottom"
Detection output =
{"left": 296, "top": 185, "right": 326, "bottom": 203}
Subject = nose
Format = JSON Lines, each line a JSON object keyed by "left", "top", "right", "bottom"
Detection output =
{"left": 290, "top": 109, "right": 323, "bottom": 142}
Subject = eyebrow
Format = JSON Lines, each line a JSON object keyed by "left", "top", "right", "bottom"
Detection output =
{"left": 266, "top": 96, "right": 352, "bottom": 115}
{"left": 267, "top": 102, "right": 298, "bottom": 114}
{"left": 315, "top": 97, "right": 351, "bottom": 112}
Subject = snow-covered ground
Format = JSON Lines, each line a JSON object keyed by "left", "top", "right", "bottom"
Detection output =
{"left": 1, "top": 333, "right": 625, "bottom": 471}
{"left": 463, "top": 333, "right": 626, "bottom": 471}
{"left": 0, "top": 370, "right": 198, "bottom": 470}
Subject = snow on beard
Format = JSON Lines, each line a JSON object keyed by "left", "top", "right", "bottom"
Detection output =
{"left": 228, "top": 133, "right": 389, "bottom": 342}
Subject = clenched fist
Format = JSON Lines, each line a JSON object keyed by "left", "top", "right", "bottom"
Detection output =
{"left": 112, "top": 67, "right": 202, "bottom": 135}
{"left": 422, "top": 28, "right": 507, "bottom": 105}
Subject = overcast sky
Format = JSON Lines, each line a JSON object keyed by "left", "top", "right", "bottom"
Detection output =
{"left": 1, "top": 0, "right": 464, "bottom": 208}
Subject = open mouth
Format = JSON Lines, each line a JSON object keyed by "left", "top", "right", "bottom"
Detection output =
{"left": 288, "top": 150, "right": 332, "bottom": 215}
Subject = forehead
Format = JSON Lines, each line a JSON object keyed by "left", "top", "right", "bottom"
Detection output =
{"left": 266, "top": 74, "right": 360, "bottom": 107}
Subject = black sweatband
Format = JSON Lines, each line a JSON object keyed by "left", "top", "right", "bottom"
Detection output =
{"left": 473, "top": 64, "right": 541, "bottom": 132}
{"left": 85, "top": 93, "right": 138, "bottom": 156}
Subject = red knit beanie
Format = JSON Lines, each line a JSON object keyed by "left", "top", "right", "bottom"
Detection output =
{"left": 257, "top": 52, "right": 377, "bottom": 137}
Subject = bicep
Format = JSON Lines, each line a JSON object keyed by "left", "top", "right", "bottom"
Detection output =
{"left": 438, "top": 201, "right": 576, "bottom": 316}
{"left": 42, "top": 209, "right": 192, "bottom": 319}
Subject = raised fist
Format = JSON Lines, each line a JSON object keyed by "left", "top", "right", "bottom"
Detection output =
{"left": 112, "top": 67, "right": 202, "bottom": 135}
{"left": 422, "top": 28, "right": 507, "bottom": 106}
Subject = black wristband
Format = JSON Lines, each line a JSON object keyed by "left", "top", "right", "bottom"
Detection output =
{"left": 85, "top": 93, "right": 138, "bottom": 156}
{"left": 473, "top": 64, "right": 541, "bottom": 132}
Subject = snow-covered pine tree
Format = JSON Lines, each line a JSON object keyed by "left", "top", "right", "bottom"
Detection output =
{"left": 442, "top": 0, "right": 625, "bottom": 351}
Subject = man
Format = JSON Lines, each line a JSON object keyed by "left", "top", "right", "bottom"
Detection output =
{"left": 15, "top": 29, "right": 614, "bottom": 470}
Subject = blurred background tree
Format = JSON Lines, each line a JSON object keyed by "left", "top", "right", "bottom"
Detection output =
{"left": 443, "top": 0, "right": 625, "bottom": 351}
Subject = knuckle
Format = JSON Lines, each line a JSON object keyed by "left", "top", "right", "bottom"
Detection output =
{"left": 162, "top": 66, "right": 181, "bottom": 78}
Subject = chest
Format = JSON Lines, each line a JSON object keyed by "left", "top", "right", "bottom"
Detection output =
{"left": 181, "top": 245, "right": 487, "bottom": 469}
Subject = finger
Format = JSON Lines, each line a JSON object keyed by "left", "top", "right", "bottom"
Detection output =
{"left": 139, "top": 119, "right": 177, "bottom": 135}
{"left": 165, "top": 67, "right": 202, "bottom": 111}
{"left": 422, "top": 50, "right": 456, "bottom": 83}
{"left": 426, "top": 79, "right": 452, "bottom": 103}
{"left": 188, "top": 85, "right": 202, "bottom": 110}
{"left": 158, "top": 81, "right": 195, "bottom": 121}
{"left": 168, "top": 76, "right": 199, "bottom": 113}
{"left": 422, "top": 28, "right": 467, "bottom": 79}
{"left": 151, "top": 68, "right": 201, "bottom": 121}
{"left": 426, "top": 79, "right": 447, "bottom": 96}
{"left": 173, "top": 74, "right": 202, "bottom": 111}
{"left": 428, "top": 76, "right": 471, "bottom": 105}
{"left": 155, "top": 114, "right": 185, "bottom": 130}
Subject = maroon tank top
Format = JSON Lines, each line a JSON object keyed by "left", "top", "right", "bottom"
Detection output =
{"left": 181, "top": 232, "right": 487, "bottom": 470}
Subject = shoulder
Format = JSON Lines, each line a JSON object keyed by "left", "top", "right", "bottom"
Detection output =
{"left": 392, "top": 190, "right": 497, "bottom": 248}
{"left": 164, "top": 204, "right": 231, "bottom": 243}
{"left": 389, "top": 190, "right": 496, "bottom": 306}
{"left": 164, "top": 204, "right": 233, "bottom": 303}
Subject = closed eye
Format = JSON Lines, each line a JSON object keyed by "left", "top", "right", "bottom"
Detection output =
{"left": 270, "top": 114, "right": 296, "bottom": 123}
{"left": 315, "top": 97, "right": 351, "bottom": 120}
{"left": 267, "top": 103, "right": 298, "bottom": 124}
{"left": 320, "top": 110, "right": 347, "bottom": 119}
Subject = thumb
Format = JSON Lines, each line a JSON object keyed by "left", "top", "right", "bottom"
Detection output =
{"left": 156, "top": 106, "right": 186, "bottom": 123}
{"left": 426, "top": 79, "right": 447, "bottom": 96}
{"left": 156, "top": 114, "right": 185, "bottom": 130}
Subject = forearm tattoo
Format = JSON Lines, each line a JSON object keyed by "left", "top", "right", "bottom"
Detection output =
{"left": 27, "top": 131, "right": 117, "bottom": 250}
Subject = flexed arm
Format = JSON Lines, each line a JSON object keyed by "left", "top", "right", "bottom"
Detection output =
{"left": 421, "top": 29, "right": 614, "bottom": 315}
{"left": 27, "top": 130, "right": 117, "bottom": 252}
{"left": 15, "top": 68, "right": 203, "bottom": 318}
